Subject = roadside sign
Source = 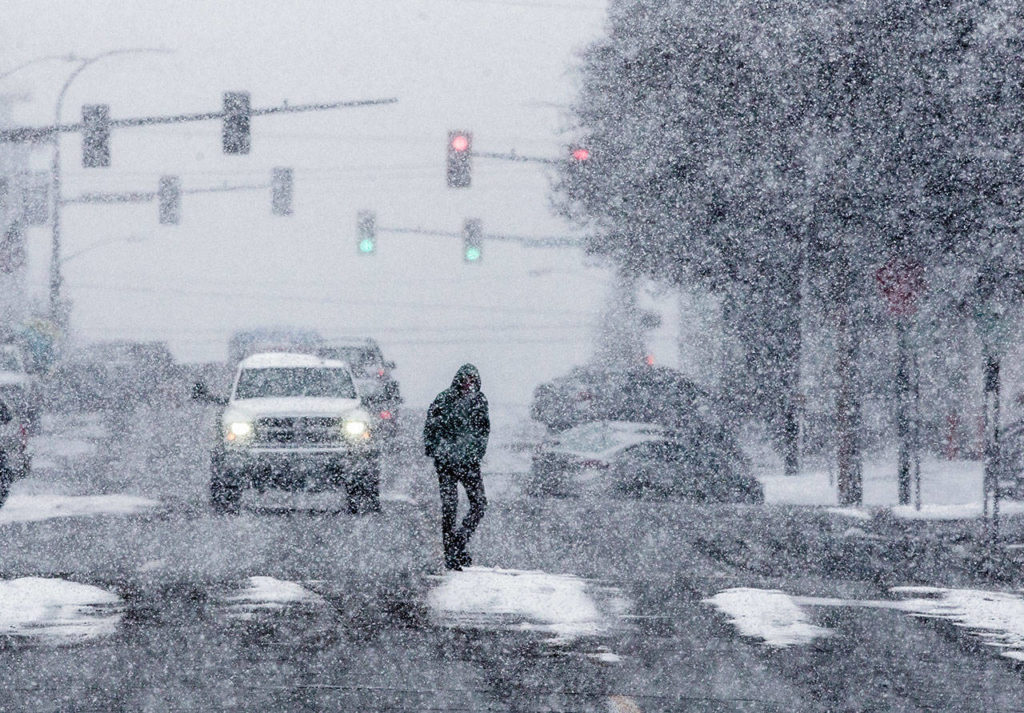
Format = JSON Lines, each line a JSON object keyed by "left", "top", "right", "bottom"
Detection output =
{"left": 875, "top": 258, "right": 925, "bottom": 317}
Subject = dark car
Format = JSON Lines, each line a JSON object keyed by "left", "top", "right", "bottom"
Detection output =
{"left": 528, "top": 420, "right": 761, "bottom": 503}
{"left": 318, "top": 338, "right": 402, "bottom": 437}
{"left": 531, "top": 364, "right": 712, "bottom": 433}
{"left": 53, "top": 340, "right": 181, "bottom": 412}
{"left": 0, "top": 397, "right": 31, "bottom": 509}
{"left": 228, "top": 327, "right": 324, "bottom": 366}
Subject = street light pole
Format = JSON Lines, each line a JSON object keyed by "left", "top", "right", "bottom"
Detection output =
{"left": 47, "top": 48, "right": 172, "bottom": 327}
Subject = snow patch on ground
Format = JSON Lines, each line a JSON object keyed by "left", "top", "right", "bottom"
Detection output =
{"left": 704, "top": 588, "right": 832, "bottom": 647}
{"left": 0, "top": 494, "right": 159, "bottom": 524}
{"left": 827, "top": 507, "right": 872, "bottom": 520}
{"left": 0, "top": 578, "right": 123, "bottom": 643}
{"left": 223, "top": 576, "right": 327, "bottom": 619}
{"left": 758, "top": 457, "right": 1024, "bottom": 520}
{"left": 892, "top": 586, "right": 1024, "bottom": 661}
{"left": 891, "top": 503, "right": 1024, "bottom": 520}
{"left": 428, "top": 567, "right": 628, "bottom": 642}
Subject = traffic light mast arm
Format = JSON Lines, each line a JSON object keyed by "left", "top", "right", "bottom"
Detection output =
{"left": 0, "top": 96, "right": 399, "bottom": 144}
{"left": 378, "top": 225, "right": 582, "bottom": 247}
{"left": 472, "top": 149, "right": 562, "bottom": 165}
{"left": 63, "top": 180, "right": 271, "bottom": 205}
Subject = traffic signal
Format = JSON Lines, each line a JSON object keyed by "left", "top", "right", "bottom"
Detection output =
{"left": 570, "top": 146, "right": 591, "bottom": 162}
{"left": 271, "top": 167, "right": 293, "bottom": 216}
{"left": 463, "top": 218, "right": 482, "bottom": 262}
{"left": 82, "top": 104, "right": 111, "bottom": 168}
{"left": 447, "top": 131, "right": 472, "bottom": 188}
{"left": 158, "top": 175, "right": 181, "bottom": 225}
{"left": 357, "top": 210, "right": 376, "bottom": 255}
{"left": 222, "top": 91, "right": 251, "bottom": 154}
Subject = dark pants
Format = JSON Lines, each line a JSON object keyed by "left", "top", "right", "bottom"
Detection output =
{"left": 436, "top": 459, "right": 487, "bottom": 560}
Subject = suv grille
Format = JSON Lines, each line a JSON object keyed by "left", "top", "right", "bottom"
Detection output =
{"left": 254, "top": 417, "right": 344, "bottom": 446}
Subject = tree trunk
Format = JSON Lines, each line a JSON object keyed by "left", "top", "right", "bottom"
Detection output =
{"left": 779, "top": 269, "right": 802, "bottom": 476}
{"left": 836, "top": 299, "right": 863, "bottom": 505}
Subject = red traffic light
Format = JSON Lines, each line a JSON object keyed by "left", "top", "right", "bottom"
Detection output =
{"left": 451, "top": 134, "right": 470, "bottom": 152}
{"left": 571, "top": 147, "right": 590, "bottom": 162}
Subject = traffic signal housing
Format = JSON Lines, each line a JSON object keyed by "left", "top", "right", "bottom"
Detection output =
{"left": 570, "top": 146, "right": 591, "bottom": 162}
{"left": 357, "top": 210, "right": 376, "bottom": 255}
{"left": 463, "top": 218, "right": 482, "bottom": 262}
{"left": 222, "top": 91, "right": 251, "bottom": 155}
{"left": 158, "top": 175, "right": 181, "bottom": 225}
{"left": 82, "top": 104, "right": 111, "bottom": 168}
{"left": 271, "top": 167, "right": 293, "bottom": 216}
{"left": 447, "top": 131, "right": 472, "bottom": 188}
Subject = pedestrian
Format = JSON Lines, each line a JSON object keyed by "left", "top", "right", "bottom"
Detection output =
{"left": 423, "top": 363, "right": 490, "bottom": 571}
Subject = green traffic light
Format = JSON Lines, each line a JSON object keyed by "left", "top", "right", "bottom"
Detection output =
{"left": 359, "top": 238, "right": 376, "bottom": 254}
{"left": 464, "top": 246, "right": 481, "bottom": 262}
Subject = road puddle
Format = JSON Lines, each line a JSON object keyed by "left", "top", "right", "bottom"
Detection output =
{"left": 707, "top": 585, "right": 1024, "bottom": 661}
{"left": 0, "top": 577, "right": 123, "bottom": 644}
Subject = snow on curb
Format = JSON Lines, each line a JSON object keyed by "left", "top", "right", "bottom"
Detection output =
{"left": 428, "top": 567, "right": 628, "bottom": 643}
{"left": 704, "top": 588, "right": 831, "bottom": 647}
{"left": 892, "top": 586, "right": 1024, "bottom": 661}
{"left": 0, "top": 494, "right": 159, "bottom": 524}
{"left": 0, "top": 578, "right": 123, "bottom": 643}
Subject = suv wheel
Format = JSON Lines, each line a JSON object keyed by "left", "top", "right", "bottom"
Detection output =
{"left": 210, "top": 455, "right": 242, "bottom": 515}
{"left": 346, "top": 465, "right": 381, "bottom": 515}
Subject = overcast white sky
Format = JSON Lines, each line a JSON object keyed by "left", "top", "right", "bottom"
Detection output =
{"left": 0, "top": 0, "right": 681, "bottom": 407}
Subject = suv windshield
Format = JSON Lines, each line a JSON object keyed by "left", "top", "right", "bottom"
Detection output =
{"left": 235, "top": 367, "right": 357, "bottom": 400}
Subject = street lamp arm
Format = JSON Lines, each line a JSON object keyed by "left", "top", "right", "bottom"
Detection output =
{"left": 60, "top": 235, "right": 146, "bottom": 265}
{"left": 48, "top": 46, "right": 175, "bottom": 327}
{"left": 0, "top": 54, "right": 78, "bottom": 83}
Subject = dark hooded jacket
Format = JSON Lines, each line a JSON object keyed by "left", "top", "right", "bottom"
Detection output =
{"left": 423, "top": 364, "right": 490, "bottom": 465}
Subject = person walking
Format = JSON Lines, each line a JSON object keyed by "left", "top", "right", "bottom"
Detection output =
{"left": 423, "top": 364, "right": 490, "bottom": 570}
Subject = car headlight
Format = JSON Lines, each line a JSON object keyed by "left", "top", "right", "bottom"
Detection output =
{"left": 343, "top": 419, "right": 370, "bottom": 439}
{"left": 225, "top": 421, "right": 253, "bottom": 442}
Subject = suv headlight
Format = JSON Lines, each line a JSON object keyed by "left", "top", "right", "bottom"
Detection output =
{"left": 343, "top": 419, "right": 370, "bottom": 439}
{"left": 225, "top": 420, "right": 253, "bottom": 442}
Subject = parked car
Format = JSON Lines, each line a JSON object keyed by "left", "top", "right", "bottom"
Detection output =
{"left": 0, "top": 344, "right": 42, "bottom": 434}
{"left": 0, "top": 397, "right": 31, "bottom": 509}
{"left": 54, "top": 340, "right": 180, "bottom": 412}
{"left": 528, "top": 420, "right": 762, "bottom": 503}
{"left": 318, "top": 338, "right": 402, "bottom": 437}
{"left": 199, "top": 352, "right": 381, "bottom": 515}
{"left": 531, "top": 364, "right": 712, "bottom": 433}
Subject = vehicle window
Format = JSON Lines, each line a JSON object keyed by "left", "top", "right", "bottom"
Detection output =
{"left": 0, "top": 352, "right": 21, "bottom": 372}
{"left": 0, "top": 400, "right": 12, "bottom": 424}
{"left": 235, "top": 367, "right": 357, "bottom": 399}
{"left": 329, "top": 348, "right": 379, "bottom": 377}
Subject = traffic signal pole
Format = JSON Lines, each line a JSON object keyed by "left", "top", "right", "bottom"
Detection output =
{"left": 4, "top": 94, "right": 398, "bottom": 325}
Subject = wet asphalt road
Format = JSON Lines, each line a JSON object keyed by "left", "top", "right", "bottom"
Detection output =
{"left": 3, "top": 402, "right": 1024, "bottom": 712}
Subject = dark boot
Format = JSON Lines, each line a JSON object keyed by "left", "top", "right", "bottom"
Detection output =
{"left": 455, "top": 539, "right": 472, "bottom": 568}
{"left": 442, "top": 532, "right": 462, "bottom": 571}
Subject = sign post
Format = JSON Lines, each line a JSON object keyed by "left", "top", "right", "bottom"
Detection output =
{"left": 875, "top": 258, "right": 925, "bottom": 508}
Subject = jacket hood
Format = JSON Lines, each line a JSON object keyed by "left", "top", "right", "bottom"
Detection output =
{"left": 450, "top": 363, "right": 481, "bottom": 393}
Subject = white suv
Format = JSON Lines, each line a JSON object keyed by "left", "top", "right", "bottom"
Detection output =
{"left": 207, "top": 352, "right": 380, "bottom": 514}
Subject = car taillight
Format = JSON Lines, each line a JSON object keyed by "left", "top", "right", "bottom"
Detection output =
{"left": 580, "top": 459, "right": 608, "bottom": 469}
{"left": 377, "top": 369, "right": 386, "bottom": 378}
{"left": 380, "top": 410, "right": 393, "bottom": 420}
{"left": 18, "top": 424, "right": 27, "bottom": 449}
